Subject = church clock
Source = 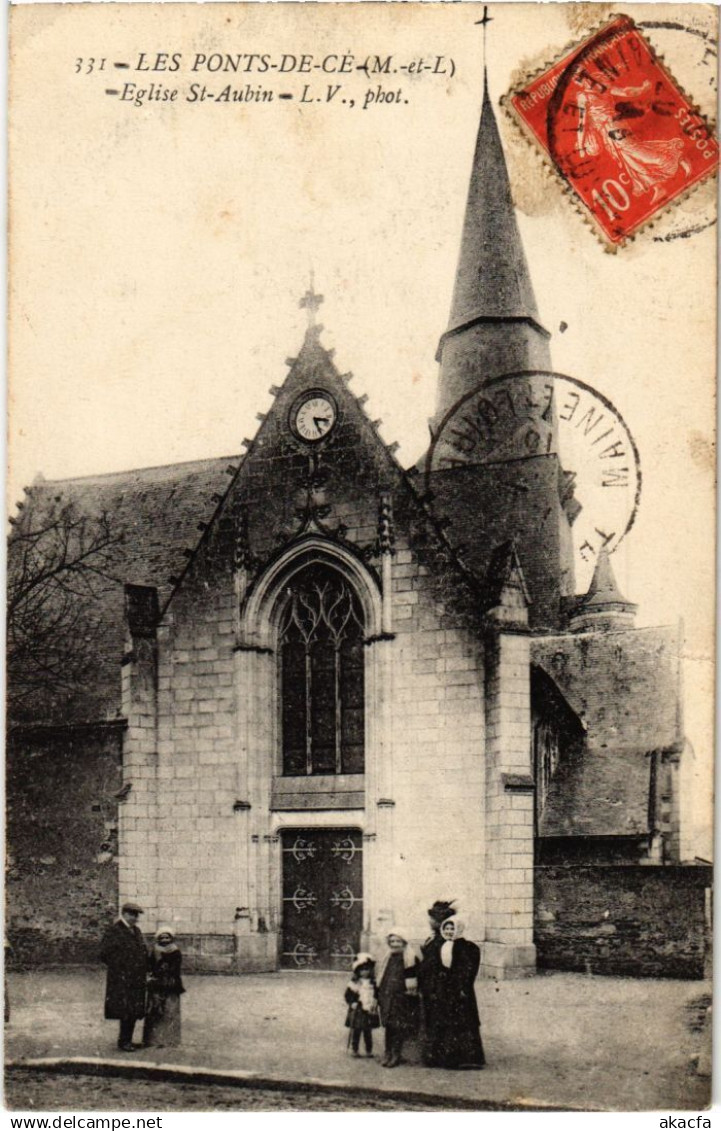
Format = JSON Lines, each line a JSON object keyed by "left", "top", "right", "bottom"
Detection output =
{"left": 291, "top": 390, "right": 337, "bottom": 443}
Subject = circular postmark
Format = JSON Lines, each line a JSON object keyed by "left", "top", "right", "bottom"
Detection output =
{"left": 426, "top": 370, "right": 641, "bottom": 584}
{"left": 636, "top": 18, "right": 718, "bottom": 243}
{"left": 544, "top": 15, "right": 718, "bottom": 246}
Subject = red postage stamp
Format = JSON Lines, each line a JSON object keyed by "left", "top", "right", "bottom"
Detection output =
{"left": 508, "top": 14, "right": 719, "bottom": 247}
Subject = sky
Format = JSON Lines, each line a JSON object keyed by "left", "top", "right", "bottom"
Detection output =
{"left": 9, "top": 2, "right": 716, "bottom": 854}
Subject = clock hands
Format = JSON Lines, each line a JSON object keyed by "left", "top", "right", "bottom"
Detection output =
{"left": 291, "top": 391, "right": 337, "bottom": 443}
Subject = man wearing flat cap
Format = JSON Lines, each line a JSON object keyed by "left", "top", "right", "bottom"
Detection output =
{"left": 100, "top": 901, "right": 148, "bottom": 1051}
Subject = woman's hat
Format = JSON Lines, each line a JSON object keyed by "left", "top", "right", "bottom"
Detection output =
{"left": 428, "top": 900, "right": 456, "bottom": 923}
{"left": 386, "top": 926, "right": 409, "bottom": 943}
{"left": 441, "top": 914, "right": 466, "bottom": 937}
{"left": 155, "top": 925, "right": 175, "bottom": 940}
{"left": 352, "top": 952, "right": 375, "bottom": 971}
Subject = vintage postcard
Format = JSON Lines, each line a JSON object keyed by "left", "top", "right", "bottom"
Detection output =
{"left": 6, "top": 2, "right": 715, "bottom": 1115}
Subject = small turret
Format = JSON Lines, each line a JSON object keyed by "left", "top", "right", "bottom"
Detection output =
{"left": 569, "top": 550, "right": 637, "bottom": 634}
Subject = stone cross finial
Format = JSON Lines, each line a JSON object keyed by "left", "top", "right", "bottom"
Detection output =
{"left": 475, "top": 5, "right": 493, "bottom": 85}
{"left": 299, "top": 272, "right": 324, "bottom": 328}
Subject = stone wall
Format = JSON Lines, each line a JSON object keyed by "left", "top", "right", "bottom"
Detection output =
{"left": 378, "top": 535, "right": 486, "bottom": 936}
{"left": 123, "top": 519, "right": 488, "bottom": 958}
{"left": 482, "top": 626, "right": 535, "bottom": 979}
{"left": 7, "top": 726, "right": 123, "bottom": 965}
{"left": 535, "top": 864, "right": 712, "bottom": 979}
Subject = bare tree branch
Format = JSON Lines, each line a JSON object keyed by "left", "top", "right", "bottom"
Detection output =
{"left": 7, "top": 495, "right": 125, "bottom": 723}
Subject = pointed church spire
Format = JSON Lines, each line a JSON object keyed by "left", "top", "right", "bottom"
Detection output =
{"left": 435, "top": 54, "right": 551, "bottom": 422}
{"left": 446, "top": 74, "right": 543, "bottom": 335}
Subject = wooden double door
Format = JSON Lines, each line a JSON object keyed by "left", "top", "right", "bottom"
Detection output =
{"left": 280, "top": 827, "right": 363, "bottom": 970}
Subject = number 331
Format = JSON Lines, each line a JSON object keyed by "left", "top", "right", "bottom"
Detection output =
{"left": 75, "top": 58, "right": 106, "bottom": 74}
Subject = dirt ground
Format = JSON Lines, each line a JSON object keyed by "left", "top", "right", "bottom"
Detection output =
{"left": 5, "top": 969, "right": 712, "bottom": 1112}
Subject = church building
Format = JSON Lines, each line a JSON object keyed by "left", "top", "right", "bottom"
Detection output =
{"left": 8, "top": 67, "right": 706, "bottom": 980}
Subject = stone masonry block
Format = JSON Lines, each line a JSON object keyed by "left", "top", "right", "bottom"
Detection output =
{"left": 495, "top": 928, "right": 533, "bottom": 947}
{"left": 192, "top": 636, "right": 214, "bottom": 650}
{"left": 211, "top": 726, "right": 234, "bottom": 739}
{"left": 445, "top": 670, "right": 478, "bottom": 686}
{"left": 510, "top": 794, "right": 534, "bottom": 810}
{"left": 485, "top": 912, "right": 514, "bottom": 930}
{"left": 506, "top": 809, "right": 532, "bottom": 826}
{"left": 441, "top": 684, "right": 471, "bottom": 702}
{"left": 392, "top": 564, "right": 418, "bottom": 580}
{"left": 394, "top": 606, "right": 413, "bottom": 620}
{"left": 513, "top": 825, "right": 534, "bottom": 842}
{"left": 174, "top": 765, "right": 196, "bottom": 778}
{"left": 415, "top": 700, "right": 441, "bottom": 715}
{"left": 411, "top": 669, "right": 445, "bottom": 687}
{"left": 211, "top": 685, "right": 235, "bottom": 700}
{"left": 487, "top": 854, "right": 513, "bottom": 871}
{"left": 495, "top": 897, "right": 527, "bottom": 914}
{"left": 445, "top": 697, "right": 478, "bottom": 716}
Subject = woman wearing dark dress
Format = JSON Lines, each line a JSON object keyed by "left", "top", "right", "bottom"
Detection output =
{"left": 423, "top": 916, "right": 485, "bottom": 1070}
{"left": 376, "top": 928, "right": 420, "bottom": 1067}
{"left": 418, "top": 899, "right": 457, "bottom": 1065}
{"left": 143, "top": 927, "right": 185, "bottom": 1049}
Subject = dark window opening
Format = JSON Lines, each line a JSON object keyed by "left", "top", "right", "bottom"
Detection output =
{"left": 531, "top": 665, "right": 585, "bottom": 836}
{"left": 280, "top": 564, "right": 365, "bottom": 776}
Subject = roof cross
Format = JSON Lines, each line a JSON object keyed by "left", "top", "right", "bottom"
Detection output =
{"left": 475, "top": 5, "right": 493, "bottom": 74}
{"left": 299, "top": 272, "right": 324, "bottom": 328}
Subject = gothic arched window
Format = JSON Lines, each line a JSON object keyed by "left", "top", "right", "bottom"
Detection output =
{"left": 279, "top": 563, "right": 365, "bottom": 776}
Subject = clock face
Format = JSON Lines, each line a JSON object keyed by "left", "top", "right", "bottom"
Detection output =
{"left": 292, "top": 392, "right": 337, "bottom": 443}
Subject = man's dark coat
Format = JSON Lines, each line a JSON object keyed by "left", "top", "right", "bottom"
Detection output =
{"left": 100, "top": 920, "right": 148, "bottom": 1020}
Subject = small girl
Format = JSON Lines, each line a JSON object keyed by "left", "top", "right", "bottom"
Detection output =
{"left": 143, "top": 926, "right": 185, "bottom": 1049}
{"left": 344, "top": 953, "right": 379, "bottom": 1057}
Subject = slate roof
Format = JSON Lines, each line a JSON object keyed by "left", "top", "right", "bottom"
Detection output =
{"left": 9, "top": 455, "right": 238, "bottom": 726}
{"left": 428, "top": 458, "right": 569, "bottom": 629}
{"left": 582, "top": 548, "right": 635, "bottom": 611}
{"left": 540, "top": 743, "right": 654, "bottom": 838}
{"left": 533, "top": 624, "right": 683, "bottom": 837}
{"left": 442, "top": 77, "right": 546, "bottom": 342}
{"left": 484, "top": 540, "right": 530, "bottom": 609}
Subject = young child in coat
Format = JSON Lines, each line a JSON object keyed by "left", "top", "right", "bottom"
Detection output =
{"left": 377, "top": 927, "right": 420, "bottom": 1067}
{"left": 344, "top": 953, "right": 380, "bottom": 1057}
